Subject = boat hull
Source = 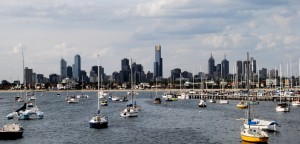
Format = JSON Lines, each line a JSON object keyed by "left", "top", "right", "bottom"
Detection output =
{"left": 89, "top": 122, "right": 108, "bottom": 129}
{"left": 237, "top": 105, "right": 247, "bottom": 109}
{"left": 241, "top": 135, "right": 268, "bottom": 143}
{"left": 0, "top": 131, "right": 23, "bottom": 140}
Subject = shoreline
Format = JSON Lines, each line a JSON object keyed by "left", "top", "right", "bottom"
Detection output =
{"left": 0, "top": 88, "right": 298, "bottom": 93}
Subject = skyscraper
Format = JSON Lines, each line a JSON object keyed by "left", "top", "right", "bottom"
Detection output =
{"left": 60, "top": 58, "right": 67, "bottom": 79}
{"left": 208, "top": 54, "right": 215, "bottom": 76}
{"left": 120, "top": 58, "right": 130, "bottom": 83}
{"left": 72, "top": 54, "right": 81, "bottom": 81}
{"left": 221, "top": 55, "right": 229, "bottom": 79}
{"left": 67, "top": 66, "right": 73, "bottom": 78}
{"left": 153, "top": 45, "right": 163, "bottom": 79}
{"left": 236, "top": 60, "right": 243, "bottom": 79}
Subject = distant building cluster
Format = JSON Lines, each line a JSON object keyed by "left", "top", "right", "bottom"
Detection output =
{"left": 1, "top": 45, "right": 297, "bottom": 90}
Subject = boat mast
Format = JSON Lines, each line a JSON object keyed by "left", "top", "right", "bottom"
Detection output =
{"left": 280, "top": 65, "right": 282, "bottom": 103}
{"left": 97, "top": 54, "right": 100, "bottom": 114}
{"left": 247, "top": 52, "right": 250, "bottom": 128}
{"left": 22, "top": 51, "right": 28, "bottom": 110}
{"left": 131, "top": 59, "right": 133, "bottom": 105}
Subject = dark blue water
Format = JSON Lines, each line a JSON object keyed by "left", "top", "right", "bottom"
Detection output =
{"left": 0, "top": 91, "right": 299, "bottom": 144}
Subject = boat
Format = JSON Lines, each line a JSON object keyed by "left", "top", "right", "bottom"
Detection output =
{"left": 89, "top": 54, "right": 108, "bottom": 129}
{"left": 100, "top": 99, "right": 108, "bottom": 106}
{"left": 120, "top": 95, "right": 128, "bottom": 102}
{"left": 209, "top": 99, "right": 216, "bottom": 103}
{"left": 153, "top": 78, "right": 161, "bottom": 104}
{"left": 244, "top": 118, "right": 279, "bottom": 131}
{"left": 240, "top": 52, "right": 269, "bottom": 143}
{"left": 249, "top": 100, "right": 259, "bottom": 105}
{"left": 66, "top": 96, "right": 79, "bottom": 103}
{"left": 276, "top": 65, "right": 290, "bottom": 112}
{"left": 292, "top": 98, "right": 300, "bottom": 106}
{"left": 276, "top": 103, "right": 290, "bottom": 112}
{"left": 237, "top": 100, "right": 248, "bottom": 109}
{"left": 111, "top": 96, "right": 120, "bottom": 101}
{"left": 120, "top": 59, "right": 139, "bottom": 117}
{"left": 76, "top": 76, "right": 89, "bottom": 99}
{"left": 198, "top": 99, "right": 206, "bottom": 107}
{"left": 0, "top": 123, "right": 24, "bottom": 140}
{"left": 219, "top": 100, "right": 229, "bottom": 104}
{"left": 241, "top": 126, "right": 269, "bottom": 143}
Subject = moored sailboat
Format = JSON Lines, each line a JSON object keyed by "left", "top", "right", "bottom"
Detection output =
{"left": 89, "top": 54, "right": 108, "bottom": 129}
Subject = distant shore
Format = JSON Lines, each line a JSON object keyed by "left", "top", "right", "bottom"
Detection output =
{"left": 0, "top": 88, "right": 297, "bottom": 93}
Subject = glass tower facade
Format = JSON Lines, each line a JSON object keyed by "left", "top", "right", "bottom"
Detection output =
{"left": 73, "top": 54, "right": 81, "bottom": 81}
{"left": 153, "top": 45, "right": 163, "bottom": 79}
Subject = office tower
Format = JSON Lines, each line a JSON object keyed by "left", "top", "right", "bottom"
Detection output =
{"left": 60, "top": 58, "right": 67, "bottom": 79}
{"left": 221, "top": 55, "right": 229, "bottom": 79}
{"left": 259, "top": 68, "right": 267, "bottom": 80}
{"left": 154, "top": 45, "right": 163, "bottom": 79}
{"left": 24, "top": 67, "right": 33, "bottom": 85}
{"left": 236, "top": 60, "right": 242, "bottom": 76}
{"left": 49, "top": 73, "right": 59, "bottom": 84}
{"left": 208, "top": 53, "right": 215, "bottom": 75}
{"left": 67, "top": 66, "right": 73, "bottom": 78}
{"left": 250, "top": 57, "right": 257, "bottom": 73}
{"left": 120, "top": 58, "right": 130, "bottom": 83}
{"left": 171, "top": 68, "right": 181, "bottom": 81}
{"left": 72, "top": 54, "right": 81, "bottom": 81}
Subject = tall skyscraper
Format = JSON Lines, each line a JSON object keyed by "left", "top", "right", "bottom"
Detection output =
{"left": 153, "top": 45, "right": 163, "bottom": 79}
{"left": 120, "top": 58, "right": 130, "bottom": 83}
{"left": 208, "top": 53, "right": 215, "bottom": 75}
{"left": 72, "top": 54, "right": 81, "bottom": 81}
{"left": 60, "top": 58, "right": 67, "bottom": 79}
{"left": 221, "top": 55, "right": 229, "bottom": 79}
{"left": 250, "top": 57, "right": 257, "bottom": 73}
{"left": 236, "top": 60, "right": 243, "bottom": 79}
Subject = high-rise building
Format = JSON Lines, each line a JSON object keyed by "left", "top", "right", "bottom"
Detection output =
{"left": 236, "top": 60, "right": 243, "bottom": 77}
{"left": 171, "top": 68, "right": 181, "bottom": 81}
{"left": 60, "top": 58, "right": 67, "bottom": 79}
{"left": 208, "top": 54, "right": 215, "bottom": 76}
{"left": 153, "top": 45, "right": 163, "bottom": 79}
{"left": 250, "top": 57, "right": 257, "bottom": 73}
{"left": 67, "top": 66, "right": 73, "bottom": 78}
{"left": 221, "top": 55, "right": 229, "bottom": 79}
{"left": 72, "top": 54, "right": 81, "bottom": 81}
{"left": 259, "top": 68, "right": 267, "bottom": 80}
{"left": 120, "top": 58, "right": 130, "bottom": 83}
{"left": 24, "top": 67, "right": 33, "bottom": 85}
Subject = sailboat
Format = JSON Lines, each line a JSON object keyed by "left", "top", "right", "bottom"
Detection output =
{"left": 241, "top": 52, "right": 269, "bottom": 143}
{"left": 276, "top": 65, "right": 290, "bottom": 112}
{"left": 77, "top": 76, "right": 89, "bottom": 99}
{"left": 120, "top": 59, "right": 139, "bottom": 117}
{"left": 7, "top": 52, "right": 44, "bottom": 120}
{"left": 153, "top": 78, "right": 161, "bottom": 104}
{"left": 0, "top": 123, "right": 24, "bottom": 140}
{"left": 89, "top": 54, "right": 108, "bottom": 129}
{"left": 236, "top": 100, "right": 248, "bottom": 109}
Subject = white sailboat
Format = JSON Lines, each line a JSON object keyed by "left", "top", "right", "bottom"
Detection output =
{"left": 120, "top": 59, "right": 139, "bottom": 117}
{"left": 77, "top": 76, "right": 89, "bottom": 99}
{"left": 89, "top": 54, "right": 108, "bottom": 129}
{"left": 276, "top": 65, "right": 290, "bottom": 112}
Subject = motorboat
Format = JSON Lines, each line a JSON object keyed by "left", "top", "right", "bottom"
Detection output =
{"left": 198, "top": 99, "right": 207, "bottom": 107}
{"left": 209, "top": 99, "right": 216, "bottom": 103}
{"left": 111, "top": 96, "right": 120, "bottom": 101}
{"left": 100, "top": 99, "right": 108, "bottom": 106}
{"left": 292, "top": 99, "right": 300, "bottom": 106}
{"left": 76, "top": 94, "right": 89, "bottom": 99}
{"left": 66, "top": 96, "right": 79, "bottom": 103}
{"left": 244, "top": 119, "right": 279, "bottom": 131}
{"left": 241, "top": 126, "right": 269, "bottom": 143}
{"left": 153, "top": 97, "right": 161, "bottom": 104}
{"left": 219, "top": 100, "right": 229, "bottom": 104}
{"left": 0, "top": 123, "right": 24, "bottom": 140}
{"left": 120, "top": 107, "right": 138, "bottom": 117}
{"left": 237, "top": 101, "right": 248, "bottom": 109}
{"left": 276, "top": 103, "right": 290, "bottom": 112}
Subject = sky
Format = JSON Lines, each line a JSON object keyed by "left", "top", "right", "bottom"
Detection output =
{"left": 1, "top": 0, "right": 300, "bottom": 82}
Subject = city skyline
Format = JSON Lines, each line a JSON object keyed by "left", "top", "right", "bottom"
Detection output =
{"left": 1, "top": 1, "right": 300, "bottom": 81}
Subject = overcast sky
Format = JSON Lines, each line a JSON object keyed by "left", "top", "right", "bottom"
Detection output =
{"left": 1, "top": 0, "right": 300, "bottom": 82}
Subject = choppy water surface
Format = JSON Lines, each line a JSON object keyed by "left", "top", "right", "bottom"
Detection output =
{"left": 0, "top": 91, "right": 299, "bottom": 144}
